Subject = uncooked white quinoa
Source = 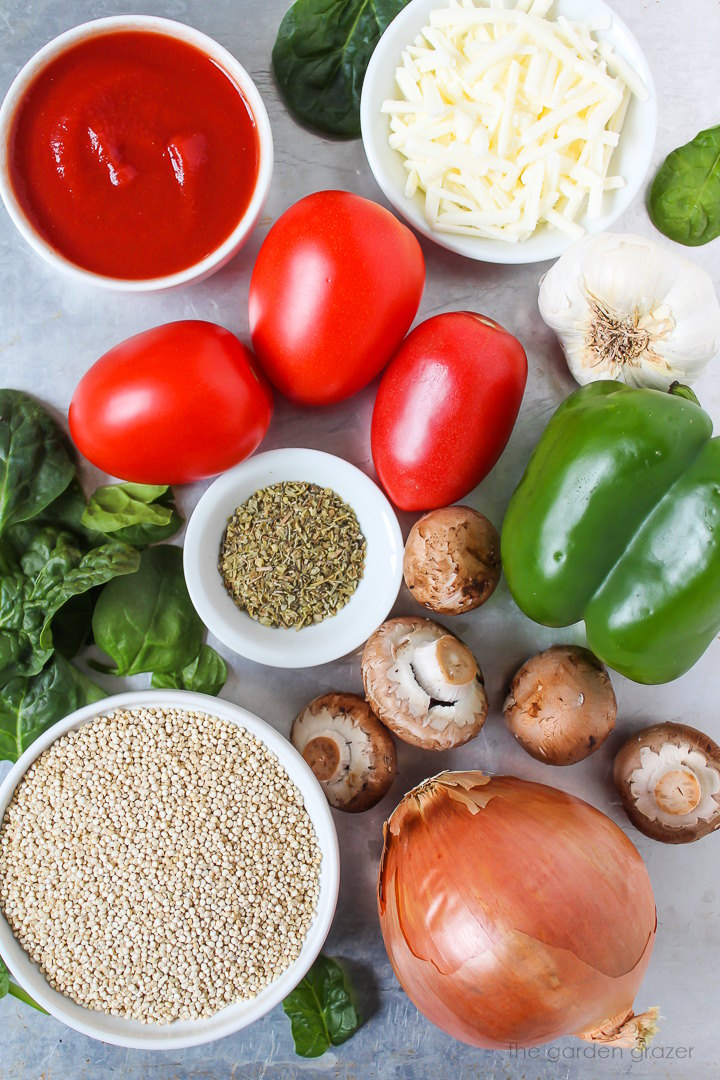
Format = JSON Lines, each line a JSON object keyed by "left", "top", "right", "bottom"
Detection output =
{"left": 0, "top": 707, "right": 322, "bottom": 1023}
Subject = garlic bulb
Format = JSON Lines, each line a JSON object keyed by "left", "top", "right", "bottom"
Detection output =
{"left": 538, "top": 232, "right": 720, "bottom": 388}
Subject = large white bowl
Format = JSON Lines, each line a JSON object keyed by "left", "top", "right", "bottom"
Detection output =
{"left": 361, "top": 0, "right": 657, "bottom": 264}
{"left": 0, "top": 690, "right": 339, "bottom": 1049}
{"left": 0, "top": 16, "right": 273, "bottom": 291}
{"left": 184, "top": 449, "right": 404, "bottom": 668}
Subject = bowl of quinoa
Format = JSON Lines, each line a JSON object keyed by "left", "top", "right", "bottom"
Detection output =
{"left": 0, "top": 690, "right": 339, "bottom": 1048}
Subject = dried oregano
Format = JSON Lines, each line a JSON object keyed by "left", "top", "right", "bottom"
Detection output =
{"left": 219, "top": 482, "right": 366, "bottom": 630}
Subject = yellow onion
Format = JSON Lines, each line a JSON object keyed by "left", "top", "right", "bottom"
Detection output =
{"left": 378, "top": 771, "right": 658, "bottom": 1049}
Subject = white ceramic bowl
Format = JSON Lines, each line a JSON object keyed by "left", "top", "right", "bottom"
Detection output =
{"left": 184, "top": 449, "right": 404, "bottom": 668}
{"left": 0, "top": 16, "right": 273, "bottom": 291}
{"left": 361, "top": 0, "right": 657, "bottom": 264}
{"left": 0, "top": 690, "right": 339, "bottom": 1049}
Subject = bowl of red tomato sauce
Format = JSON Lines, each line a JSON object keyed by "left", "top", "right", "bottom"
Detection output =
{"left": 0, "top": 16, "right": 273, "bottom": 290}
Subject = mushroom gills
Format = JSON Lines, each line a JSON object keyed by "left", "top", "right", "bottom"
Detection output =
{"left": 630, "top": 743, "right": 720, "bottom": 829}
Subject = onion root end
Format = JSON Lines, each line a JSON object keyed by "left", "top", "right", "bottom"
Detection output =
{"left": 576, "top": 1006, "right": 660, "bottom": 1049}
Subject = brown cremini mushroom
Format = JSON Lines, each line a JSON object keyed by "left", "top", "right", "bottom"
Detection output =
{"left": 361, "top": 616, "right": 488, "bottom": 750}
{"left": 613, "top": 722, "right": 720, "bottom": 844}
{"left": 503, "top": 645, "right": 616, "bottom": 765}
{"left": 291, "top": 693, "right": 396, "bottom": 812}
{"left": 403, "top": 506, "right": 501, "bottom": 615}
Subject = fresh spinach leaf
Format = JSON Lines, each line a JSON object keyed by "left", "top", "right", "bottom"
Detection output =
{"left": 0, "top": 390, "right": 75, "bottom": 538}
{"left": 0, "top": 653, "right": 105, "bottom": 762}
{"left": 648, "top": 125, "right": 720, "bottom": 246}
{"left": 0, "top": 574, "right": 29, "bottom": 677}
{"left": 34, "top": 477, "right": 89, "bottom": 537}
{"left": 151, "top": 644, "right": 227, "bottom": 696}
{"left": 282, "top": 954, "right": 359, "bottom": 1058}
{"left": 52, "top": 588, "right": 99, "bottom": 659}
{"left": 83, "top": 482, "right": 169, "bottom": 531}
{"left": 0, "top": 528, "right": 139, "bottom": 683}
{"left": 0, "top": 955, "right": 47, "bottom": 1013}
{"left": 82, "top": 483, "right": 183, "bottom": 545}
{"left": 92, "top": 544, "right": 203, "bottom": 676}
{"left": 272, "top": 0, "right": 409, "bottom": 137}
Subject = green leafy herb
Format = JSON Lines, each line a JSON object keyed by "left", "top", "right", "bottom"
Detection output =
{"left": 219, "top": 481, "right": 366, "bottom": 629}
{"left": 151, "top": 644, "right": 227, "bottom": 696}
{"left": 0, "top": 654, "right": 105, "bottom": 762}
{"left": 0, "top": 955, "right": 47, "bottom": 1013}
{"left": 51, "top": 588, "right": 99, "bottom": 659}
{"left": 0, "top": 390, "right": 75, "bottom": 538}
{"left": 648, "top": 125, "right": 720, "bottom": 246}
{"left": 272, "top": 0, "right": 409, "bottom": 137}
{"left": 0, "top": 528, "right": 139, "bottom": 683}
{"left": 0, "top": 392, "right": 230, "bottom": 773}
{"left": 33, "top": 477, "right": 89, "bottom": 537}
{"left": 82, "top": 482, "right": 182, "bottom": 546}
{"left": 92, "top": 545, "right": 203, "bottom": 676}
{"left": 282, "top": 954, "right": 359, "bottom": 1058}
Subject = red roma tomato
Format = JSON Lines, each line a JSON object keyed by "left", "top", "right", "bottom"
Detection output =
{"left": 248, "top": 190, "right": 424, "bottom": 406}
{"left": 69, "top": 321, "right": 273, "bottom": 484}
{"left": 371, "top": 312, "right": 527, "bottom": 511}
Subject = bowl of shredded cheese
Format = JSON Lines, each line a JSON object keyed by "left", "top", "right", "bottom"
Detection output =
{"left": 361, "top": 0, "right": 656, "bottom": 262}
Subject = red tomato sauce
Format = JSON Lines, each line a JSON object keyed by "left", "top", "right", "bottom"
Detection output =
{"left": 9, "top": 31, "right": 260, "bottom": 279}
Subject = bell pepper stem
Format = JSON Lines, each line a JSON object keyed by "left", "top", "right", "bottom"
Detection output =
{"left": 668, "top": 382, "right": 701, "bottom": 406}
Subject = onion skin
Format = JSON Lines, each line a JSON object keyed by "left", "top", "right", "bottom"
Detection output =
{"left": 378, "top": 771, "right": 657, "bottom": 1049}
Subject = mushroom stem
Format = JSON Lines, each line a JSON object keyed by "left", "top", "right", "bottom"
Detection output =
{"left": 412, "top": 635, "right": 477, "bottom": 702}
{"left": 302, "top": 733, "right": 348, "bottom": 783}
{"left": 653, "top": 768, "right": 701, "bottom": 815}
{"left": 614, "top": 722, "right": 720, "bottom": 843}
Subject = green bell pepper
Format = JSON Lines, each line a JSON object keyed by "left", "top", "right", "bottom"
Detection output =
{"left": 501, "top": 381, "right": 720, "bottom": 684}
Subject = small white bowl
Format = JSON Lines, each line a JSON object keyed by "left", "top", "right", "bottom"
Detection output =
{"left": 361, "top": 0, "right": 657, "bottom": 264}
{"left": 0, "top": 16, "right": 273, "bottom": 291}
{"left": 0, "top": 690, "right": 339, "bottom": 1049}
{"left": 183, "top": 449, "right": 404, "bottom": 668}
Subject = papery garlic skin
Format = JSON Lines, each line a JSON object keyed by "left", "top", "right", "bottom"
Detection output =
{"left": 538, "top": 232, "right": 720, "bottom": 388}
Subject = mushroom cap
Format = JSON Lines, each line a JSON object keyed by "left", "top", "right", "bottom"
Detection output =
{"left": 503, "top": 645, "right": 617, "bottom": 766}
{"left": 291, "top": 693, "right": 396, "bottom": 813}
{"left": 361, "top": 616, "right": 488, "bottom": 750}
{"left": 403, "top": 505, "right": 501, "bottom": 615}
{"left": 613, "top": 722, "right": 720, "bottom": 844}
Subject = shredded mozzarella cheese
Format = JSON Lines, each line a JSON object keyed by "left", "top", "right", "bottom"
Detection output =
{"left": 381, "top": 0, "right": 648, "bottom": 241}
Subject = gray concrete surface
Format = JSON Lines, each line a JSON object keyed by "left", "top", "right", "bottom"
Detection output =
{"left": 1, "top": 0, "right": 719, "bottom": 1076}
